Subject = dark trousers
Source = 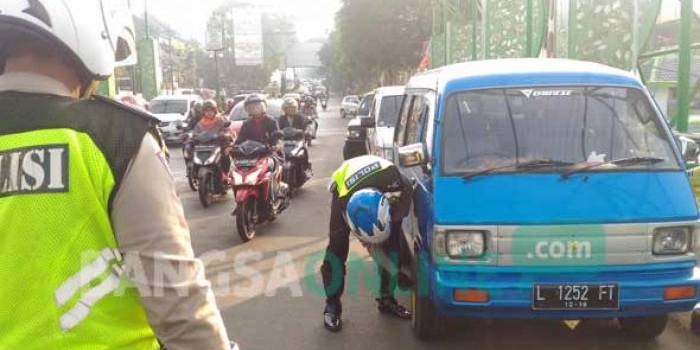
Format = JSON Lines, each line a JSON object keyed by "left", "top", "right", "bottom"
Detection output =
{"left": 320, "top": 192, "right": 401, "bottom": 308}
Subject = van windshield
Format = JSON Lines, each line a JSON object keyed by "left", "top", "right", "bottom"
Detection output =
{"left": 150, "top": 100, "right": 189, "bottom": 114}
{"left": 442, "top": 86, "right": 680, "bottom": 175}
{"left": 377, "top": 95, "right": 402, "bottom": 127}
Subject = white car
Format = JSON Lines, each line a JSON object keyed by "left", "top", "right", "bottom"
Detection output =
{"left": 150, "top": 95, "right": 201, "bottom": 143}
{"left": 340, "top": 95, "right": 360, "bottom": 118}
{"left": 367, "top": 86, "right": 404, "bottom": 160}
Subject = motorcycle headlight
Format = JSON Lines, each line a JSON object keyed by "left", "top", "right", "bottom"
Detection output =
{"left": 446, "top": 231, "right": 486, "bottom": 258}
{"left": 653, "top": 227, "right": 693, "bottom": 255}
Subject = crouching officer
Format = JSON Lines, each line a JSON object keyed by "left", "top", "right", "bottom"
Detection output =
{"left": 321, "top": 155, "right": 413, "bottom": 332}
{"left": 0, "top": 1, "right": 237, "bottom": 349}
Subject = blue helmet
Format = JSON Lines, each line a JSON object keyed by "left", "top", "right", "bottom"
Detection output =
{"left": 345, "top": 188, "right": 392, "bottom": 244}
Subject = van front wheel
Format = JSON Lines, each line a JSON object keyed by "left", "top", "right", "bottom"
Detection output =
{"left": 411, "top": 246, "right": 443, "bottom": 340}
{"left": 618, "top": 315, "right": 667, "bottom": 340}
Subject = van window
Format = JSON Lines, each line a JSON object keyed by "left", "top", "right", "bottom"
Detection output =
{"left": 358, "top": 94, "right": 374, "bottom": 116}
{"left": 442, "top": 86, "right": 680, "bottom": 174}
{"left": 406, "top": 96, "right": 427, "bottom": 145}
{"left": 395, "top": 95, "right": 415, "bottom": 147}
{"left": 150, "top": 100, "right": 189, "bottom": 114}
{"left": 377, "top": 95, "right": 402, "bottom": 127}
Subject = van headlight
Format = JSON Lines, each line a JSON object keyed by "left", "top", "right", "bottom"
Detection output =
{"left": 347, "top": 128, "right": 364, "bottom": 139}
{"left": 446, "top": 231, "right": 485, "bottom": 258}
{"left": 653, "top": 227, "right": 692, "bottom": 255}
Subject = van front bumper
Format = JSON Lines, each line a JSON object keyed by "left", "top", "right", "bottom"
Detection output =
{"left": 431, "top": 262, "right": 700, "bottom": 319}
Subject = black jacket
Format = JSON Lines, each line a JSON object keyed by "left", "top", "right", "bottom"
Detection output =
{"left": 235, "top": 115, "right": 279, "bottom": 145}
{"left": 277, "top": 114, "right": 308, "bottom": 130}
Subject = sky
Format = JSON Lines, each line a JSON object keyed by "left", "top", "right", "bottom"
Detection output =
{"left": 129, "top": 0, "right": 341, "bottom": 43}
{"left": 130, "top": 0, "right": 698, "bottom": 44}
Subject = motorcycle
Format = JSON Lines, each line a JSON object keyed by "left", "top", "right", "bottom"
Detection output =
{"left": 321, "top": 98, "right": 327, "bottom": 111}
{"left": 305, "top": 115, "right": 319, "bottom": 147}
{"left": 187, "top": 131, "right": 233, "bottom": 208}
{"left": 281, "top": 125, "right": 313, "bottom": 195}
{"left": 230, "top": 136, "right": 290, "bottom": 242}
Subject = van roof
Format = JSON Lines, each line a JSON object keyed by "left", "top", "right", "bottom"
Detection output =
{"left": 406, "top": 58, "right": 642, "bottom": 91}
{"left": 374, "top": 85, "right": 405, "bottom": 96}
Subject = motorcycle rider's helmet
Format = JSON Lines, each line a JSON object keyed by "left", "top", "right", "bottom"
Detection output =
{"left": 282, "top": 97, "right": 299, "bottom": 111}
{"left": 244, "top": 94, "right": 267, "bottom": 116}
{"left": 0, "top": 0, "right": 137, "bottom": 97}
{"left": 202, "top": 99, "right": 218, "bottom": 115}
{"left": 193, "top": 100, "right": 204, "bottom": 113}
{"left": 345, "top": 188, "right": 392, "bottom": 244}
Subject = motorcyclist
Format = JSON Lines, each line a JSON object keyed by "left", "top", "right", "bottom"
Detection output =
{"left": 235, "top": 94, "right": 280, "bottom": 146}
{"left": 301, "top": 95, "right": 318, "bottom": 118}
{"left": 184, "top": 100, "right": 204, "bottom": 130}
{"left": 188, "top": 100, "right": 233, "bottom": 182}
{"left": 278, "top": 97, "right": 309, "bottom": 130}
{"left": 321, "top": 155, "right": 413, "bottom": 332}
{"left": 278, "top": 97, "right": 312, "bottom": 178}
{"left": 0, "top": 1, "right": 235, "bottom": 349}
{"left": 234, "top": 94, "right": 285, "bottom": 200}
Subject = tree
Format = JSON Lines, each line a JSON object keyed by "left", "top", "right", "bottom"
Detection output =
{"left": 326, "top": 0, "right": 432, "bottom": 90}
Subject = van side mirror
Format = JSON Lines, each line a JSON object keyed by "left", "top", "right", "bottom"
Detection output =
{"left": 398, "top": 143, "right": 429, "bottom": 168}
{"left": 360, "top": 117, "right": 375, "bottom": 128}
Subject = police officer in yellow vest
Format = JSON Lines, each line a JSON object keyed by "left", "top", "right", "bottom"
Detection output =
{"left": 321, "top": 155, "right": 413, "bottom": 332}
{"left": 0, "top": 1, "right": 236, "bottom": 349}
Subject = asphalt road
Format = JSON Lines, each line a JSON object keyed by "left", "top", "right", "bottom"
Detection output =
{"left": 168, "top": 99, "right": 700, "bottom": 350}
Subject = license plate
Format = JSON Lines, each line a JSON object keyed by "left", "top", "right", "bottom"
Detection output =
{"left": 532, "top": 283, "right": 619, "bottom": 310}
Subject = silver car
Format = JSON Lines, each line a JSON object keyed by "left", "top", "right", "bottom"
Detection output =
{"left": 340, "top": 95, "right": 360, "bottom": 119}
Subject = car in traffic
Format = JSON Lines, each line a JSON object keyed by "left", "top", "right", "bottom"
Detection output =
{"left": 367, "top": 58, "right": 700, "bottom": 341}
{"left": 343, "top": 92, "right": 375, "bottom": 159}
{"left": 340, "top": 95, "right": 360, "bottom": 118}
{"left": 366, "top": 85, "right": 404, "bottom": 160}
{"left": 150, "top": 94, "right": 201, "bottom": 143}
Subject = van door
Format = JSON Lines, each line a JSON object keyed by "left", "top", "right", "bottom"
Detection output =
{"left": 395, "top": 92, "right": 434, "bottom": 252}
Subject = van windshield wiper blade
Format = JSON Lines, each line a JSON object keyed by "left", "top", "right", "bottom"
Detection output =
{"left": 561, "top": 156, "right": 666, "bottom": 179}
{"left": 462, "top": 159, "right": 573, "bottom": 181}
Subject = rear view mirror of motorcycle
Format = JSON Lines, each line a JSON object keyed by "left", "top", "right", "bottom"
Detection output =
{"left": 305, "top": 119, "right": 314, "bottom": 125}
{"left": 271, "top": 130, "right": 284, "bottom": 140}
{"left": 223, "top": 120, "right": 232, "bottom": 128}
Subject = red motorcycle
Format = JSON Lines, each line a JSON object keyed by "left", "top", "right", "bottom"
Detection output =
{"left": 230, "top": 138, "right": 290, "bottom": 242}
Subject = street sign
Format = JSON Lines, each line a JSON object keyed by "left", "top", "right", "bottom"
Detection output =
{"left": 233, "top": 6, "right": 263, "bottom": 65}
{"left": 206, "top": 16, "right": 224, "bottom": 51}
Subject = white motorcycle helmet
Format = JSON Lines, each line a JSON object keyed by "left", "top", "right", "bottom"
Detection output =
{"left": 0, "top": 0, "right": 137, "bottom": 89}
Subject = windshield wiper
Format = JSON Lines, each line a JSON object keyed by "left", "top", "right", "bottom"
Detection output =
{"left": 462, "top": 159, "right": 574, "bottom": 181}
{"left": 561, "top": 156, "right": 666, "bottom": 179}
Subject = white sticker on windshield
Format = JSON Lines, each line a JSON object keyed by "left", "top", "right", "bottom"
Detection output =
{"left": 521, "top": 89, "right": 573, "bottom": 98}
{"left": 586, "top": 151, "right": 607, "bottom": 163}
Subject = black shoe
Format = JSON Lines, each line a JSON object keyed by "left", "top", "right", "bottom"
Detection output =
{"left": 376, "top": 296, "right": 412, "bottom": 319}
{"left": 323, "top": 304, "right": 342, "bottom": 332}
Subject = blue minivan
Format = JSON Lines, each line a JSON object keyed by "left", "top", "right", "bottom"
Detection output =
{"left": 388, "top": 59, "right": 700, "bottom": 340}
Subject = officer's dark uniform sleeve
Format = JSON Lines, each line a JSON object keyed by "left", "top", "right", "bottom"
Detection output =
{"left": 391, "top": 172, "right": 414, "bottom": 221}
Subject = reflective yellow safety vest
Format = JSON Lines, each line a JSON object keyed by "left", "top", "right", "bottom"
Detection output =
{"left": 689, "top": 166, "right": 700, "bottom": 207}
{"left": 0, "top": 93, "right": 160, "bottom": 349}
{"left": 332, "top": 155, "right": 394, "bottom": 198}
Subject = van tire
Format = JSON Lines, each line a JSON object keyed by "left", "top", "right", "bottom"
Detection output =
{"left": 411, "top": 246, "right": 443, "bottom": 340}
{"left": 618, "top": 315, "right": 667, "bottom": 340}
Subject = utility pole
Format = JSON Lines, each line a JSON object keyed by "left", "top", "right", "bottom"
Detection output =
{"left": 168, "top": 26, "right": 175, "bottom": 95}
{"left": 144, "top": 0, "right": 150, "bottom": 39}
{"left": 676, "top": 0, "right": 692, "bottom": 132}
